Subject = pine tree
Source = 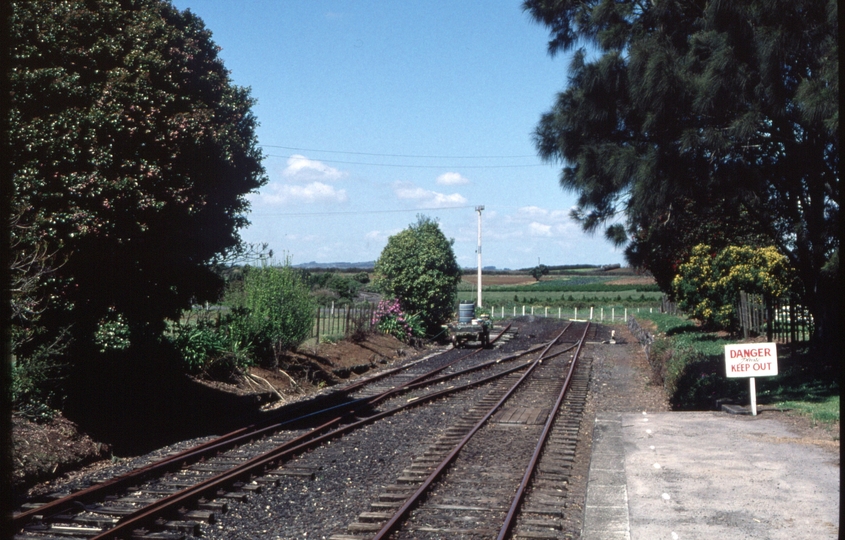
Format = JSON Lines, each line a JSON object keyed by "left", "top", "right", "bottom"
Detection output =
{"left": 525, "top": 0, "right": 838, "bottom": 353}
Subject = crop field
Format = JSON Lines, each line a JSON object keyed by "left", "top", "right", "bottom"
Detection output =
{"left": 458, "top": 271, "right": 663, "bottom": 321}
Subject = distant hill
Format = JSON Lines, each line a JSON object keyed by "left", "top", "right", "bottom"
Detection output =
{"left": 294, "top": 261, "right": 376, "bottom": 270}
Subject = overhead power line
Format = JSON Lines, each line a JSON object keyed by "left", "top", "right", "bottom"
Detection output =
{"left": 260, "top": 144, "right": 537, "bottom": 159}
{"left": 250, "top": 205, "right": 477, "bottom": 217}
{"left": 264, "top": 154, "right": 545, "bottom": 169}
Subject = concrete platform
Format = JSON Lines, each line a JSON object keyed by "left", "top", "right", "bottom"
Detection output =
{"left": 583, "top": 412, "right": 839, "bottom": 539}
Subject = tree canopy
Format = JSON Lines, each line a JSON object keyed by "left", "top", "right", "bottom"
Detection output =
{"left": 9, "top": 0, "right": 266, "bottom": 357}
{"left": 525, "top": 0, "right": 838, "bottom": 346}
{"left": 374, "top": 216, "right": 461, "bottom": 334}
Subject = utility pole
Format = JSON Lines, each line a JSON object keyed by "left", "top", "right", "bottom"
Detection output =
{"left": 476, "top": 205, "right": 484, "bottom": 307}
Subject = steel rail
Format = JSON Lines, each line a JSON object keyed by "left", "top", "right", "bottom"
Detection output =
{"left": 370, "top": 322, "right": 574, "bottom": 540}
{"left": 13, "top": 324, "right": 514, "bottom": 530}
{"left": 496, "top": 322, "right": 591, "bottom": 540}
{"left": 87, "top": 348, "right": 539, "bottom": 540}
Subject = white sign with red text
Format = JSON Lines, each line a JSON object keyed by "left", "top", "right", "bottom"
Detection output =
{"left": 724, "top": 343, "right": 778, "bottom": 378}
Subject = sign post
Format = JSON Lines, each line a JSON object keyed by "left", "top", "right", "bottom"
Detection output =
{"left": 724, "top": 343, "right": 778, "bottom": 415}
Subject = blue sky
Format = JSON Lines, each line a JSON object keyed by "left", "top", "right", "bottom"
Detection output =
{"left": 171, "top": 1, "right": 626, "bottom": 269}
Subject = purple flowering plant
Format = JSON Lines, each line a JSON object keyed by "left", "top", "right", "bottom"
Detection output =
{"left": 372, "top": 299, "right": 424, "bottom": 342}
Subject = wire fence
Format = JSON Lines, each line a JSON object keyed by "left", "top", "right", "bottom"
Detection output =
{"left": 480, "top": 304, "right": 662, "bottom": 324}
{"left": 315, "top": 295, "right": 818, "bottom": 345}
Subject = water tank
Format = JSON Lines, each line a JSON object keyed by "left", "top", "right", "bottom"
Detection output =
{"left": 458, "top": 302, "right": 475, "bottom": 323}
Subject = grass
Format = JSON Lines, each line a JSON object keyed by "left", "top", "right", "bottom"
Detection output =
{"left": 634, "top": 312, "right": 840, "bottom": 423}
{"left": 775, "top": 396, "right": 839, "bottom": 427}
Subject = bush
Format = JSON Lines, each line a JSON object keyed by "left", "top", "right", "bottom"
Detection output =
{"left": 239, "top": 259, "right": 315, "bottom": 364}
{"left": 11, "top": 327, "right": 72, "bottom": 421}
{"left": 167, "top": 307, "right": 255, "bottom": 374}
{"left": 374, "top": 216, "right": 461, "bottom": 334}
{"left": 673, "top": 244, "right": 792, "bottom": 330}
{"left": 372, "top": 299, "right": 424, "bottom": 342}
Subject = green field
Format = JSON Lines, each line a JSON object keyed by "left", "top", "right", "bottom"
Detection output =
{"left": 458, "top": 273, "right": 663, "bottom": 320}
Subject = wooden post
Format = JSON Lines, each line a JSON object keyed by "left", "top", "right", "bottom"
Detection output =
{"left": 345, "top": 305, "right": 351, "bottom": 336}
{"left": 314, "top": 306, "right": 321, "bottom": 351}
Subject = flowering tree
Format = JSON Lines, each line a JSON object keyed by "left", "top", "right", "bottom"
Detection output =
{"left": 673, "top": 245, "right": 793, "bottom": 329}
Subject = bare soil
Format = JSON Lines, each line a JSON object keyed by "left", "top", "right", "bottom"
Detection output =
{"left": 604, "top": 274, "right": 657, "bottom": 286}
{"left": 461, "top": 274, "right": 537, "bottom": 286}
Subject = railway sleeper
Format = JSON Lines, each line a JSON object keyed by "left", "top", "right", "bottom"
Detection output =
{"left": 179, "top": 510, "right": 215, "bottom": 523}
{"left": 396, "top": 475, "right": 425, "bottom": 484}
{"left": 232, "top": 481, "right": 262, "bottom": 493}
{"left": 369, "top": 501, "right": 402, "bottom": 510}
{"left": 410, "top": 526, "right": 498, "bottom": 535}
{"left": 513, "top": 530, "right": 563, "bottom": 540}
{"left": 518, "top": 517, "right": 562, "bottom": 530}
{"left": 265, "top": 469, "right": 316, "bottom": 479}
{"left": 84, "top": 505, "right": 137, "bottom": 516}
{"left": 114, "top": 496, "right": 162, "bottom": 505}
{"left": 217, "top": 490, "right": 248, "bottom": 502}
{"left": 531, "top": 480, "right": 567, "bottom": 491}
{"left": 538, "top": 465, "right": 572, "bottom": 475}
{"left": 156, "top": 519, "right": 200, "bottom": 535}
{"left": 381, "top": 483, "right": 415, "bottom": 492}
{"left": 196, "top": 499, "right": 228, "bottom": 513}
{"left": 357, "top": 511, "right": 392, "bottom": 523}
{"left": 52, "top": 513, "right": 120, "bottom": 527}
{"left": 520, "top": 506, "right": 564, "bottom": 517}
{"left": 346, "top": 521, "right": 384, "bottom": 533}
{"left": 378, "top": 492, "right": 411, "bottom": 502}
{"left": 130, "top": 530, "right": 185, "bottom": 540}
{"left": 24, "top": 522, "right": 104, "bottom": 537}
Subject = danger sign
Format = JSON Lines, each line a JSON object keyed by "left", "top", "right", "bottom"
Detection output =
{"left": 724, "top": 343, "right": 778, "bottom": 378}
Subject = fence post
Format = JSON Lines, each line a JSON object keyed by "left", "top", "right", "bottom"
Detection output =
{"left": 314, "top": 306, "right": 321, "bottom": 351}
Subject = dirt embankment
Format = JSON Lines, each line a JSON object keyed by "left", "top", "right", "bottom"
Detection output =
{"left": 12, "top": 333, "right": 415, "bottom": 493}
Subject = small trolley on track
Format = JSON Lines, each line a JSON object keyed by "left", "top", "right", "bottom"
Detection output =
{"left": 446, "top": 301, "right": 491, "bottom": 347}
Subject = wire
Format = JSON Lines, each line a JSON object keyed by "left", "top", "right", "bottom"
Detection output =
{"left": 264, "top": 154, "right": 545, "bottom": 169}
{"left": 260, "top": 144, "right": 537, "bottom": 159}
{"left": 250, "top": 205, "right": 477, "bottom": 217}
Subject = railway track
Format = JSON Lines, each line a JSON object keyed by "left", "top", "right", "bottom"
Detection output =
{"left": 13, "top": 318, "right": 597, "bottom": 540}
{"left": 336, "top": 321, "right": 591, "bottom": 539}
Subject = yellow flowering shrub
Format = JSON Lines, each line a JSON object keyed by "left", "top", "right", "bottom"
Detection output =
{"left": 673, "top": 244, "right": 792, "bottom": 329}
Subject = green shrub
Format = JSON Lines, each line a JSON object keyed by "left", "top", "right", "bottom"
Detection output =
{"left": 240, "top": 259, "right": 315, "bottom": 364}
{"left": 169, "top": 318, "right": 229, "bottom": 373}
{"left": 639, "top": 312, "right": 742, "bottom": 409}
{"left": 673, "top": 244, "right": 792, "bottom": 329}
{"left": 374, "top": 216, "right": 461, "bottom": 334}
{"left": 167, "top": 307, "right": 255, "bottom": 374}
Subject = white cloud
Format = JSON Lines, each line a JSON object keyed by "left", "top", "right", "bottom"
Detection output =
{"left": 529, "top": 222, "right": 553, "bottom": 237}
{"left": 436, "top": 172, "right": 470, "bottom": 185}
{"left": 260, "top": 181, "right": 348, "bottom": 204}
{"left": 282, "top": 154, "right": 346, "bottom": 181}
{"left": 393, "top": 182, "right": 467, "bottom": 207}
{"left": 517, "top": 205, "right": 550, "bottom": 219}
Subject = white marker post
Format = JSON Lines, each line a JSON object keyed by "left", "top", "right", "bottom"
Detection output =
{"left": 724, "top": 343, "right": 779, "bottom": 415}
